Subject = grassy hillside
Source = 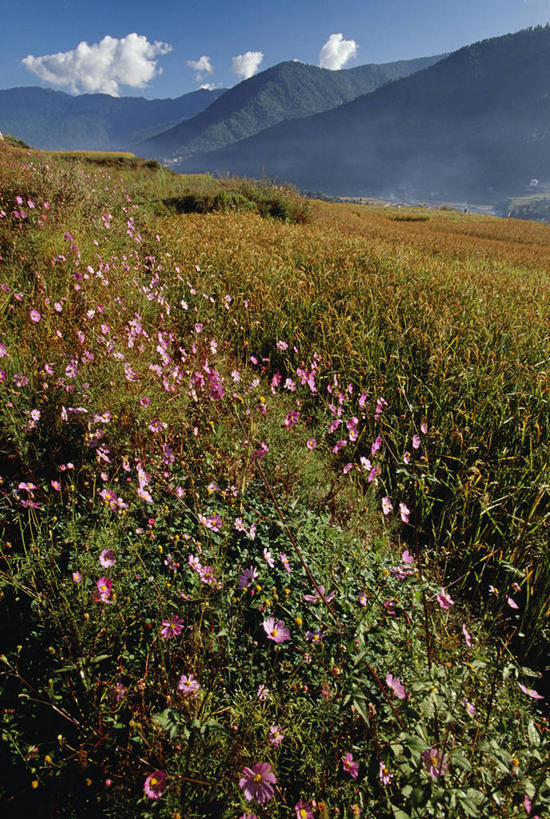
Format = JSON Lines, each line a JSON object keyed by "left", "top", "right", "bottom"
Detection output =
{"left": 0, "top": 143, "right": 548, "bottom": 817}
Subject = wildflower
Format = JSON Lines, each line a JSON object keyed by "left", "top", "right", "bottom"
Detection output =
{"left": 507, "top": 595, "right": 520, "bottom": 610}
{"left": 399, "top": 502, "right": 410, "bottom": 523}
{"left": 421, "top": 747, "right": 448, "bottom": 779}
{"left": 279, "top": 552, "right": 291, "bottom": 573}
{"left": 379, "top": 760, "right": 394, "bottom": 785}
{"left": 343, "top": 462, "right": 353, "bottom": 474}
{"left": 371, "top": 436, "right": 383, "bottom": 456}
{"left": 239, "top": 566, "right": 258, "bottom": 590}
{"left": 462, "top": 698, "right": 476, "bottom": 717}
{"left": 263, "top": 548, "right": 275, "bottom": 568}
{"left": 436, "top": 588, "right": 454, "bottom": 610}
{"left": 256, "top": 684, "right": 270, "bottom": 701}
{"left": 284, "top": 410, "right": 300, "bottom": 429}
{"left": 421, "top": 421, "right": 428, "bottom": 434}
{"left": 358, "top": 592, "right": 368, "bottom": 606}
{"left": 178, "top": 674, "right": 200, "bottom": 697}
{"left": 402, "top": 548, "right": 414, "bottom": 564}
{"left": 412, "top": 434, "right": 421, "bottom": 449}
{"left": 306, "top": 438, "right": 317, "bottom": 450}
{"left": 462, "top": 623, "right": 472, "bottom": 647}
{"left": 30, "top": 310, "right": 41, "bottom": 323}
{"left": 263, "top": 617, "right": 290, "bottom": 643}
{"left": 148, "top": 418, "right": 167, "bottom": 433}
{"left": 295, "top": 799, "right": 314, "bottom": 819}
{"left": 110, "top": 682, "right": 126, "bottom": 704}
{"left": 305, "top": 630, "right": 324, "bottom": 643}
{"left": 198, "top": 513, "right": 223, "bottom": 532}
{"left": 72, "top": 571, "right": 82, "bottom": 583}
{"left": 403, "top": 451, "right": 411, "bottom": 465}
{"left": 99, "top": 549, "right": 116, "bottom": 568}
{"left": 386, "top": 673, "right": 407, "bottom": 699}
{"left": 96, "top": 577, "right": 112, "bottom": 601}
{"left": 0, "top": 343, "right": 6, "bottom": 357}
{"left": 239, "top": 762, "right": 276, "bottom": 804}
{"left": 382, "top": 496, "right": 393, "bottom": 515}
{"left": 517, "top": 682, "right": 544, "bottom": 700}
{"left": 160, "top": 615, "right": 184, "bottom": 639}
{"left": 342, "top": 751, "right": 359, "bottom": 778}
{"left": 144, "top": 770, "right": 168, "bottom": 799}
{"left": 268, "top": 725, "right": 284, "bottom": 746}
{"left": 303, "top": 585, "right": 335, "bottom": 604}
{"left": 383, "top": 598, "right": 397, "bottom": 614}
{"left": 332, "top": 439, "right": 347, "bottom": 454}
{"left": 276, "top": 340, "right": 288, "bottom": 351}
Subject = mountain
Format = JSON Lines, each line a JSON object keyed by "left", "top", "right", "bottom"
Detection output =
{"left": 138, "top": 55, "right": 445, "bottom": 161}
{"left": 182, "top": 25, "right": 550, "bottom": 203}
{"left": 0, "top": 86, "right": 226, "bottom": 151}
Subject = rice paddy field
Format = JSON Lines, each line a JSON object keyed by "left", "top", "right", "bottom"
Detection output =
{"left": 0, "top": 144, "right": 548, "bottom": 817}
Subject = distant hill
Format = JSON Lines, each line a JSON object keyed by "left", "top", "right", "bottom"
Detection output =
{"left": 138, "top": 55, "right": 445, "bottom": 161}
{"left": 182, "top": 25, "right": 550, "bottom": 203}
{"left": 0, "top": 86, "right": 226, "bottom": 151}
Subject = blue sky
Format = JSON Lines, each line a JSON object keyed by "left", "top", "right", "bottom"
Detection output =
{"left": 2, "top": 0, "right": 550, "bottom": 97}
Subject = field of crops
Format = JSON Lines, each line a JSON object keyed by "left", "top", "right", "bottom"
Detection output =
{"left": 0, "top": 145, "right": 548, "bottom": 817}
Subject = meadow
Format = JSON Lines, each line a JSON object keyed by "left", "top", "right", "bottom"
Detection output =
{"left": 0, "top": 144, "right": 548, "bottom": 818}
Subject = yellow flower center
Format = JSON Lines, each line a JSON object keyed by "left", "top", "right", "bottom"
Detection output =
{"left": 272, "top": 629, "right": 278, "bottom": 637}
{"left": 253, "top": 773, "right": 263, "bottom": 784}
{"left": 299, "top": 810, "right": 307, "bottom": 818}
{"left": 150, "top": 776, "right": 158, "bottom": 787}
{"left": 430, "top": 754, "right": 438, "bottom": 767}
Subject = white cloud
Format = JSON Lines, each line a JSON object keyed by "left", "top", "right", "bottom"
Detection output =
{"left": 187, "top": 55, "right": 213, "bottom": 82}
{"left": 231, "top": 50, "right": 264, "bottom": 80}
{"left": 22, "top": 33, "right": 172, "bottom": 96}
{"left": 319, "top": 33, "right": 358, "bottom": 70}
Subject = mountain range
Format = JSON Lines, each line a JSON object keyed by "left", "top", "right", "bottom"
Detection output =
{"left": 181, "top": 25, "right": 550, "bottom": 202}
{"left": 0, "top": 86, "right": 226, "bottom": 150}
{"left": 136, "top": 55, "right": 444, "bottom": 161}
{"left": 2, "top": 25, "right": 549, "bottom": 204}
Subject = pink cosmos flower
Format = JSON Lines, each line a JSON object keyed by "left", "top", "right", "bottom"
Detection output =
{"left": 412, "top": 434, "right": 421, "bottom": 449}
{"left": 238, "top": 566, "right": 258, "bottom": 590}
{"left": 160, "top": 615, "right": 184, "bottom": 639}
{"left": 379, "top": 760, "right": 394, "bottom": 785}
{"left": 263, "top": 548, "right": 275, "bottom": 568}
{"left": 403, "top": 451, "right": 411, "bottom": 465}
{"left": 263, "top": 617, "right": 290, "bottom": 643}
{"left": 382, "top": 496, "right": 393, "bottom": 515}
{"left": 306, "top": 438, "right": 317, "bottom": 450}
{"left": 507, "top": 595, "right": 520, "bottom": 610}
{"left": 268, "top": 725, "right": 284, "bottom": 746}
{"left": 342, "top": 751, "right": 359, "bottom": 778}
{"left": 303, "top": 585, "right": 335, "bottom": 604}
{"left": 462, "top": 623, "right": 472, "bottom": 647}
{"left": 239, "top": 762, "right": 276, "bottom": 804}
{"left": 402, "top": 549, "right": 414, "bottom": 564}
{"left": 295, "top": 800, "right": 314, "bottom": 819}
{"left": 279, "top": 552, "right": 291, "bottom": 573}
{"left": 256, "top": 684, "right": 270, "bottom": 701}
{"left": 399, "top": 502, "right": 410, "bottom": 523}
{"left": 371, "top": 436, "right": 383, "bottom": 456}
{"left": 517, "top": 682, "right": 544, "bottom": 700}
{"left": 421, "top": 747, "right": 448, "bottom": 779}
{"left": 144, "top": 769, "right": 167, "bottom": 799}
{"left": 358, "top": 592, "right": 368, "bottom": 606}
{"left": 72, "top": 571, "right": 82, "bottom": 583}
{"left": 436, "top": 588, "right": 454, "bottom": 610}
{"left": 96, "top": 577, "right": 112, "bottom": 601}
{"left": 178, "top": 673, "right": 200, "bottom": 697}
{"left": 462, "top": 698, "right": 476, "bottom": 717}
{"left": 284, "top": 410, "right": 300, "bottom": 429}
{"left": 421, "top": 421, "right": 428, "bottom": 434}
{"left": 99, "top": 549, "right": 116, "bottom": 568}
{"left": 198, "top": 513, "right": 223, "bottom": 532}
{"left": 29, "top": 310, "right": 41, "bottom": 323}
{"left": 386, "top": 673, "right": 407, "bottom": 699}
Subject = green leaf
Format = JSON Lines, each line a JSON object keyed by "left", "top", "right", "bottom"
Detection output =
{"left": 527, "top": 721, "right": 540, "bottom": 746}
